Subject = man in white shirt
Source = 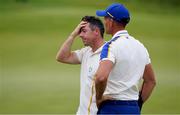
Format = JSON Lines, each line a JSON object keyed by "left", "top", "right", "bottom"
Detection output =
{"left": 95, "top": 3, "right": 156, "bottom": 114}
{"left": 56, "top": 16, "right": 105, "bottom": 115}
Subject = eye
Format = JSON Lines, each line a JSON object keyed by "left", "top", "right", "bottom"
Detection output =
{"left": 82, "top": 29, "right": 86, "bottom": 33}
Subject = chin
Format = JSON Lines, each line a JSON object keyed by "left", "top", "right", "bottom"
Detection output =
{"left": 83, "top": 43, "right": 89, "bottom": 46}
{"left": 106, "top": 31, "right": 110, "bottom": 34}
{"left": 105, "top": 30, "right": 109, "bottom": 34}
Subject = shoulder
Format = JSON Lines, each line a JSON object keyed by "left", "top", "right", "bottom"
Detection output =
{"left": 130, "top": 36, "right": 148, "bottom": 51}
{"left": 74, "top": 46, "right": 92, "bottom": 62}
{"left": 78, "top": 46, "right": 91, "bottom": 53}
{"left": 107, "top": 36, "right": 128, "bottom": 49}
{"left": 74, "top": 46, "right": 91, "bottom": 57}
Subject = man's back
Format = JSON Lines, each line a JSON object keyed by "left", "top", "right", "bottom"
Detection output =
{"left": 95, "top": 3, "right": 156, "bottom": 114}
{"left": 101, "top": 31, "right": 150, "bottom": 100}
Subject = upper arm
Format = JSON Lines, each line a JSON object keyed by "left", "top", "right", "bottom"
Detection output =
{"left": 96, "top": 41, "right": 116, "bottom": 81}
{"left": 56, "top": 47, "right": 88, "bottom": 64}
{"left": 143, "top": 64, "right": 156, "bottom": 83}
{"left": 100, "top": 42, "right": 116, "bottom": 63}
{"left": 96, "top": 60, "right": 114, "bottom": 81}
{"left": 57, "top": 52, "right": 80, "bottom": 64}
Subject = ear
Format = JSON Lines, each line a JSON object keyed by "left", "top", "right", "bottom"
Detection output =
{"left": 94, "top": 27, "right": 99, "bottom": 36}
{"left": 109, "top": 19, "right": 114, "bottom": 28}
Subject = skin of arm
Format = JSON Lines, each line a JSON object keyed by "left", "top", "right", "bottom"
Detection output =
{"left": 56, "top": 21, "right": 87, "bottom": 64}
{"left": 140, "top": 63, "right": 156, "bottom": 103}
{"left": 95, "top": 60, "right": 114, "bottom": 108}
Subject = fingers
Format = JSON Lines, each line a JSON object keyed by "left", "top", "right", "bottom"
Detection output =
{"left": 96, "top": 99, "right": 102, "bottom": 108}
{"left": 76, "top": 21, "right": 88, "bottom": 34}
{"left": 71, "top": 21, "right": 88, "bottom": 37}
{"left": 102, "top": 95, "right": 113, "bottom": 101}
{"left": 79, "top": 21, "right": 88, "bottom": 28}
{"left": 96, "top": 95, "right": 113, "bottom": 109}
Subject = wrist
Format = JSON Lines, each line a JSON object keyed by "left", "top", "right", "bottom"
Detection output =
{"left": 69, "top": 33, "right": 77, "bottom": 40}
{"left": 138, "top": 94, "right": 144, "bottom": 110}
{"left": 96, "top": 95, "right": 103, "bottom": 101}
{"left": 70, "top": 32, "right": 78, "bottom": 38}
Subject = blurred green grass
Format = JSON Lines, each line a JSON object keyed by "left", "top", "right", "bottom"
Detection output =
{"left": 0, "top": 0, "right": 180, "bottom": 114}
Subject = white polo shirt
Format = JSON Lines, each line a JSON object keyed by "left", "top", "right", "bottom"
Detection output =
{"left": 100, "top": 30, "right": 151, "bottom": 100}
{"left": 75, "top": 46, "right": 102, "bottom": 115}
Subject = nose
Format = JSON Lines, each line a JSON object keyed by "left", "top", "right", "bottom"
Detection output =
{"left": 79, "top": 32, "right": 83, "bottom": 38}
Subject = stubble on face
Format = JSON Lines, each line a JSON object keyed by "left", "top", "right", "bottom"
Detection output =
{"left": 80, "top": 23, "right": 95, "bottom": 46}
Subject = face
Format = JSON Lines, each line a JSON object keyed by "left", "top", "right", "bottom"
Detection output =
{"left": 104, "top": 17, "right": 112, "bottom": 34}
{"left": 79, "top": 23, "right": 97, "bottom": 46}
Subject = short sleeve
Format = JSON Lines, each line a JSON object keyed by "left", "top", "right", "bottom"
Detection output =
{"left": 74, "top": 47, "right": 89, "bottom": 63}
{"left": 100, "top": 42, "right": 115, "bottom": 63}
{"left": 74, "top": 49, "right": 83, "bottom": 62}
{"left": 145, "top": 48, "right": 151, "bottom": 65}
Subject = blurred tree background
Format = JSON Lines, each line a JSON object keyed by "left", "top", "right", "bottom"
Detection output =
{"left": 0, "top": 0, "right": 180, "bottom": 114}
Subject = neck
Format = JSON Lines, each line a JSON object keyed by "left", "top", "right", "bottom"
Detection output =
{"left": 111, "top": 23, "right": 125, "bottom": 36}
{"left": 112, "top": 28, "right": 125, "bottom": 36}
{"left": 91, "top": 37, "right": 104, "bottom": 52}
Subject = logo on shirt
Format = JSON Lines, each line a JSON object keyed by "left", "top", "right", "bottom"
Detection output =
{"left": 89, "top": 67, "right": 92, "bottom": 72}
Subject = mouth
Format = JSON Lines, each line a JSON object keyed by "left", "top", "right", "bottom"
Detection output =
{"left": 82, "top": 40, "right": 87, "bottom": 45}
{"left": 81, "top": 37, "right": 86, "bottom": 43}
{"left": 81, "top": 39, "right": 88, "bottom": 46}
{"left": 82, "top": 39, "right": 86, "bottom": 42}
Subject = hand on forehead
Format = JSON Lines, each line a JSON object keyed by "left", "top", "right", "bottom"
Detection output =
{"left": 80, "top": 21, "right": 89, "bottom": 30}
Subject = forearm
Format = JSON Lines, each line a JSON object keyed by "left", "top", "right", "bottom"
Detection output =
{"left": 56, "top": 21, "right": 87, "bottom": 62}
{"left": 95, "top": 61, "right": 113, "bottom": 100}
{"left": 95, "top": 77, "right": 107, "bottom": 100}
{"left": 140, "top": 81, "right": 156, "bottom": 102}
{"left": 140, "top": 64, "right": 156, "bottom": 102}
{"left": 56, "top": 35, "right": 75, "bottom": 61}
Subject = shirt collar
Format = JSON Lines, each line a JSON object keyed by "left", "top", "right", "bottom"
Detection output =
{"left": 112, "top": 30, "right": 129, "bottom": 39}
{"left": 90, "top": 45, "right": 103, "bottom": 55}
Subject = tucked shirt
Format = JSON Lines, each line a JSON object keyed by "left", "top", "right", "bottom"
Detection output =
{"left": 75, "top": 46, "right": 103, "bottom": 115}
{"left": 100, "top": 30, "right": 151, "bottom": 100}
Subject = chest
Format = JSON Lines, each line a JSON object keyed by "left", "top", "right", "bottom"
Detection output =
{"left": 82, "top": 52, "right": 100, "bottom": 79}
